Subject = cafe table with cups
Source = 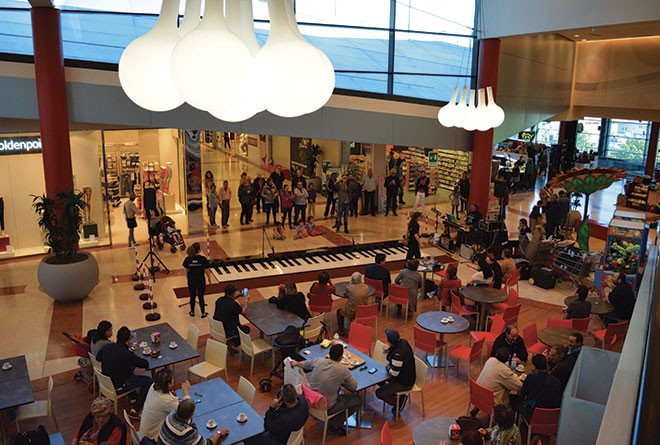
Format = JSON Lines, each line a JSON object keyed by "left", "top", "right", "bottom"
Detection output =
{"left": 131, "top": 322, "right": 200, "bottom": 375}
{"left": 416, "top": 311, "right": 470, "bottom": 367}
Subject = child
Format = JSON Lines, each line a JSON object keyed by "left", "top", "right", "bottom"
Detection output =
{"left": 306, "top": 216, "right": 322, "bottom": 236}
{"left": 161, "top": 215, "right": 183, "bottom": 244}
{"left": 449, "top": 186, "right": 460, "bottom": 217}
{"left": 294, "top": 220, "right": 307, "bottom": 240}
{"left": 273, "top": 222, "right": 286, "bottom": 240}
{"left": 208, "top": 184, "right": 219, "bottom": 229}
{"left": 307, "top": 183, "right": 317, "bottom": 218}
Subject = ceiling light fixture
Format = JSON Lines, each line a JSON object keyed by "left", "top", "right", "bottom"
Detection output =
{"left": 437, "top": 85, "right": 505, "bottom": 131}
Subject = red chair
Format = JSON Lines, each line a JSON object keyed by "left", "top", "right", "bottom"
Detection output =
{"left": 355, "top": 303, "right": 378, "bottom": 337}
{"left": 522, "top": 323, "right": 547, "bottom": 354}
{"left": 309, "top": 293, "right": 333, "bottom": 314}
{"left": 521, "top": 407, "right": 560, "bottom": 445}
{"left": 448, "top": 338, "right": 484, "bottom": 378}
{"left": 470, "top": 314, "right": 505, "bottom": 348}
{"left": 380, "top": 421, "right": 392, "bottom": 445}
{"left": 490, "top": 288, "right": 519, "bottom": 313}
{"left": 590, "top": 320, "right": 629, "bottom": 350}
{"left": 434, "top": 261, "right": 459, "bottom": 278}
{"left": 386, "top": 284, "right": 411, "bottom": 322}
{"left": 413, "top": 326, "right": 446, "bottom": 372}
{"left": 451, "top": 291, "right": 478, "bottom": 319}
{"left": 506, "top": 268, "right": 521, "bottom": 293}
{"left": 490, "top": 303, "right": 521, "bottom": 327}
{"left": 348, "top": 322, "right": 373, "bottom": 355}
{"left": 467, "top": 378, "right": 495, "bottom": 427}
{"left": 364, "top": 277, "right": 384, "bottom": 307}
{"left": 571, "top": 317, "right": 590, "bottom": 332}
{"left": 546, "top": 318, "right": 572, "bottom": 328}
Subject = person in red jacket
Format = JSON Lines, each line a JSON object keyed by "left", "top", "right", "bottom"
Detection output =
{"left": 280, "top": 184, "right": 295, "bottom": 229}
{"left": 435, "top": 265, "right": 462, "bottom": 310}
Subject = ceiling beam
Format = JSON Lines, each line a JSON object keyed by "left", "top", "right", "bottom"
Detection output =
{"left": 28, "top": 0, "right": 54, "bottom": 7}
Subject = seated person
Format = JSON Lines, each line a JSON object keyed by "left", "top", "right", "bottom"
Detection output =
{"left": 435, "top": 265, "right": 462, "bottom": 309}
{"left": 490, "top": 325, "right": 528, "bottom": 363}
{"left": 395, "top": 259, "right": 423, "bottom": 314}
{"left": 336, "top": 272, "right": 369, "bottom": 336}
{"left": 567, "top": 332, "right": 583, "bottom": 360}
{"left": 290, "top": 344, "right": 362, "bottom": 437}
{"left": 213, "top": 285, "right": 250, "bottom": 347}
{"left": 90, "top": 320, "right": 113, "bottom": 357}
{"left": 498, "top": 248, "right": 516, "bottom": 283}
{"left": 511, "top": 354, "right": 562, "bottom": 422}
{"left": 478, "top": 405, "right": 522, "bottom": 445}
{"left": 465, "top": 203, "right": 483, "bottom": 246}
{"left": 565, "top": 284, "right": 591, "bottom": 319}
{"left": 158, "top": 399, "right": 228, "bottom": 445}
{"left": 545, "top": 344, "right": 576, "bottom": 391}
{"left": 293, "top": 221, "right": 307, "bottom": 240}
{"left": 365, "top": 253, "right": 391, "bottom": 299}
{"left": 306, "top": 216, "right": 322, "bottom": 236}
{"left": 375, "top": 329, "right": 416, "bottom": 414}
{"left": 270, "top": 282, "right": 311, "bottom": 320}
{"left": 467, "top": 253, "right": 502, "bottom": 289}
{"left": 96, "top": 326, "right": 152, "bottom": 417}
{"left": 461, "top": 430, "right": 485, "bottom": 445}
{"left": 140, "top": 369, "right": 191, "bottom": 440}
{"left": 73, "top": 397, "right": 126, "bottom": 445}
{"left": 475, "top": 347, "right": 523, "bottom": 409}
{"left": 261, "top": 384, "right": 309, "bottom": 445}
{"left": 273, "top": 222, "right": 286, "bottom": 240}
{"left": 309, "top": 270, "right": 336, "bottom": 296}
{"left": 518, "top": 218, "right": 532, "bottom": 237}
{"left": 604, "top": 272, "right": 635, "bottom": 325}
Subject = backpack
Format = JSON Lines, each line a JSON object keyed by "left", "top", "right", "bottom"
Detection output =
{"left": 12, "top": 426, "right": 50, "bottom": 445}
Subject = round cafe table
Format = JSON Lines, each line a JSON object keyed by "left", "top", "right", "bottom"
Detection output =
{"left": 333, "top": 281, "right": 375, "bottom": 298}
{"left": 564, "top": 295, "right": 615, "bottom": 315}
{"left": 461, "top": 286, "right": 508, "bottom": 330}
{"left": 413, "top": 417, "right": 459, "bottom": 444}
{"left": 537, "top": 327, "right": 596, "bottom": 347}
{"left": 416, "top": 311, "right": 470, "bottom": 368}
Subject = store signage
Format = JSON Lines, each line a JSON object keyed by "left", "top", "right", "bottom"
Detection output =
{"left": 518, "top": 131, "right": 535, "bottom": 141}
{"left": 0, "top": 136, "right": 42, "bottom": 155}
{"left": 428, "top": 151, "right": 438, "bottom": 167}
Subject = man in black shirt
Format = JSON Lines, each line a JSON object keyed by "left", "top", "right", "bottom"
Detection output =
{"left": 512, "top": 354, "right": 562, "bottom": 422}
{"left": 376, "top": 329, "right": 416, "bottom": 413}
{"left": 565, "top": 285, "right": 591, "bottom": 319}
{"left": 97, "top": 326, "right": 152, "bottom": 415}
{"left": 490, "top": 325, "right": 528, "bottom": 363}
{"left": 269, "top": 164, "right": 285, "bottom": 191}
{"left": 605, "top": 272, "right": 635, "bottom": 325}
{"left": 291, "top": 168, "right": 306, "bottom": 189}
{"left": 213, "top": 285, "right": 250, "bottom": 347}
{"left": 546, "top": 344, "right": 576, "bottom": 391}
{"left": 260, "top": 384, "right": 309, "bottom": 445}
{"left": 324, "top": 172, "right": 338, "bottom": 217}
{"left": 384, "top": 169, "right": 400, "bottom": 216}
{"left": 567, "top": 332, "right": 583, "bottom": 360}
{"left": 465, "top": 203, "right": 482, "bottom": 229}
{"left": 365, "top": 253, "right": 391, "bottom": 298}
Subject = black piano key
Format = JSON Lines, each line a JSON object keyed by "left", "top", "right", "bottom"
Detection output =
{"left": 222, "top": 266, "right": 231, "bottom": 274}
{"left": 308, "top": 256, "right": 319, "bottom": 264}
{"left": 301, "top": 257, "right": 312, "bottom": 264}
{"left": 361, "top": 249, "right": 375, "bottom": 257}
{"left": 233, "top": 265, "right": 242, "bottom": 273}
{"left": 319, "top": 255, "right": 330, "bottom": 262}
{"left": 291, "top": 258, "right": 302, "bottom": 266}
{"left": 381, "top": 248, "right": 395, "bottom": 255}
{"left": 265, "top": 261, "right": 275, "bottom": 268}
{"left": 343, "top": 252, "right": 356, "bottom": 259}
{"left": 248, "top": 263, "right": 258, "bottom": 271}
{"left": 329, "top": 254, "right": 343, "bottom": 261}
{"left": 394, "top": 246, "right": 407, "bottom": 253}
{"left": 214, "top": 267, "right": 222, "bottom": 275}
{"left": 276, "top": 260, "right": 288, "bottom": 268}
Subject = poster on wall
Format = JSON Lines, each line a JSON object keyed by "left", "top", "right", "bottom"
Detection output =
{"left": 184, "top": 130, "right": 203, "bottom": 235}
{"left": 290, "top": 137, "right": 311, "bottom": 174}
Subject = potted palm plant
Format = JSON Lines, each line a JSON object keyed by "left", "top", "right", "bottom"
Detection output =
{"left": 33, "top": 189, "right": 99, "bottom": 303}
{"left": 304, "top": 143, "right": 323, "bottom": 191}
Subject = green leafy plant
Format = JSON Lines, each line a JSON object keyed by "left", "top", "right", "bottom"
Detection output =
{"left": 304, "top": 143, "right": 323, "bottom": 177}
{"left": 32, "top": 189, "right": 87, "bottom": 262}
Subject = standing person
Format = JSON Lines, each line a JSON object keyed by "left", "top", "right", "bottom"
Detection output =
{"left": 270, "top": 164, "right": 285, "bottom": 192}
{"left": 123, "top": 193, "right": 139, "bottom": 248}
{"left": 293, "top": 181, "right": 308, "bottom": 224}
{"left": 545, "top": 194, "right": 561, "bottom": 237}
{"left": 458, "top": 172, "right": 470, "bottom": 215}
{"left": 528, "top": 200, "right": 542, "bottom": 234}
{"left": 406, "top": 212, "right": 422, "bottom": 260}
{"left": 538, "top": 149, "right": 548, "bottom": 179}
{"left": 362, "top": 168, "right": 377, "bottom": 216}
{"left": 261, "top": 178, "right": 278, "bottom": 225}
{"left": 223, "top": 132, "right": 231, "bottom": 150}
{"left": 413, "top": 170, "right": 430, "bottom": 213}
{"left": 394, "top": 259, "right": 423, "bottom": 314}
{"left": 375, "top": 329, "right": 416, "bottom": 413}
{"left": 494, "top": 173, "right": 509, "bottom": 220}
{"left": 306, "top": 183, "right": 317, "bottom": 218}
{"left": 336, "top": 272, "right": 368, "bottom": 335}
{"left": 449, "top": 186, "right": 460, "bottom": 217}
{"left": 604, "top": 272, "right": 635, "bottom": 325}
{"left": 290, "top": 344, "right": 362, "bottom": 437}
{"left": 238, "top": 176, "right": 254, "bottom": 225}
{"left": 539, "top": 182, "right": 552, "bottom": 208}
{"left": 557, "top": 190, "right": 571, "bottom": 231}
{"left": 334, "top": 175, "right": 351, "bottom": 233}
{"left": 219, "top": 180, "right": 231, "bottom": 229}
{"left": 280, "top": 184, "right": 295, "bottom": 229}
{"left": 139, "top": 370, "right": 191, "bottom": 440}
{"left": 183, "top": 242, "right": 210, "bottom": 318}
{"left": 207, "top": 184, "right": 219, "bottom": 229}
{"left": 348, "top": 174, "right": 361, "bottom": 218}
{"left": 384, "top": 169, "right": 400, "bottom": 216}
{"left": 291, "top": 168, "right": 306, "bottom": 189}
{"left": 324, "top": 172, "right": 338, "bottom": 217}
{"left": 213, "top": 285, "right": 250, "bottom": 347}
{"left": 252, "top": 173, "right": 265, "bottom": 214}
{"left": 524, "top": 158, "right": 535, "bottom": 191}
{"left": 203, "top": 171, "right": 215, "bottom": 195}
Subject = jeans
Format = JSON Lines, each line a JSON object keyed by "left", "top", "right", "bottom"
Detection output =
{"left": 294, "top": 205, "right": 306, "bottom": 224}
{"left": 385, "top": 194, "right": 397, "bottom": 215}
{"left": 324, "top": 197, "right": 336, "bottom": 217}
{"left": 413, "top": 191, "right": 426, "bottom": 213}
{"left": 328, "top": 394, "right": 363, "bottom": 429}
{"left": 221, "top": 200, "right": 230, "bottom": 226}
{"left": 128, "top": 226, "right": 136, "bottom": 246}
{"left": 118, "top": 374, "right": 153, "bottom": 411}
{"left": 264, "top": 203, "right": 277, "bottom": 225}
{"left": 188, "top": 282, "right": 206, "bottom": 314}
{"left": 209, "top": 207, "right": 217, "bottom": 226}
{"left": 363, "top": 190, "right": 376, "bottom": 215}
{"left": 281, "top": 207, "right": 293, "bottom": 228}
{"left": 335, "top": 203, "right": 349, "bottom": 232}
{"left": 376, "top": 380, "right": 413, "bottom": 406}
{"left": 255, "top": 195, "right": 262, "bottom": 213}
{"left": 451, "top": 205, "right": 459, "bottom": 217}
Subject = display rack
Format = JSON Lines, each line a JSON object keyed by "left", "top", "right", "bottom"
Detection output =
{"left": 402, "top": 147, "right": 440, "bottom": 195}
{"left": 347, "top": 154, "right": 367, "bottom": 179}
{"left": 436, "top": 149, "right": 471, "bottom": 191}
{"left": 625, "top": 181, "right": 649, "bottom": 211}
{"left": 601, "top": 218, "right": 648, "bottom": 291}
{"left": 553, "top": 245, "right": 600, "bottom": 281}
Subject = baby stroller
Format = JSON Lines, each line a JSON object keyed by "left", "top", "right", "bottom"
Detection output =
{"left": 259, "top": 323, "right": 311, "bottom": 393}
{"left": 149, "top": 215, "right": 186, "bottom": 253}
{"left": 62, "top": 331, "right": 94, "bottom": 392}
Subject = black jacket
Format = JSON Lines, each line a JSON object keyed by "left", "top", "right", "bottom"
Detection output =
{"left": 566, "top": 299, "right": 591, "bottom": 319}
{"left": 608, "top": 282, "right": 635, "bottom": 320}
{"left": 520, "top": 371, "right": 562, "bottom": 410}
{"left": 238, "top": 183, "right": 254, "bottom": 205}
{"left": 274, "top": 292, "right": 311, "bottom": 320}
{"left": 183, "top": 254, "right": 210, "bottom": 285}
{"left": 365, "top": 263, "right": 391, "bottom": 297}
{"left": 490, "top": 332, "right": 529, "bottom": 362}
{"left": 415, "top": 176, "right": 429, "bottom": 195}
{"left": 549, "top": 354, "right": 576, "bottom": 390}
{"left": 384, "top": 175, "right": 400, "bottom": 196}
{"left": 97, "top": 342, "right": 149, "bottom": 388}
{"left": 76, "top": 412, "right": 126, "bottom": 445}
{"left": 264, "top": 395, "right": 309, "bottom": 445}
{"left": 387, "top": 339, "right": 416, "bottom": 388}
{"left": 458, "top": 178, "right": 470, "bottom": 199}
{"left": 292, "top": 174, "right": 306, "bottom": 189}
{"left": 270, "top": 171, "right": 285, "bottom": 190}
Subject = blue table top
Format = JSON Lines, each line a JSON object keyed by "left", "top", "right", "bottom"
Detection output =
{"left": 175, "top": 378, "right": 244, "bottom": 416}
{"left": 192, "top": 400, "right": 264, "bottom": 444}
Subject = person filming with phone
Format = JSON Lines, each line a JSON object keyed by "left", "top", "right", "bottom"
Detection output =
{"left": 213, "top": 285, "right": 250, "bottom": 348}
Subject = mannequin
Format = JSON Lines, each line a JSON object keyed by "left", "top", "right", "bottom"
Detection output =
{"left": 82, "top": 187, "right": 92, "bottom": 223}
{"left": 162, "top": 162, "right": 173, "bottom": 193}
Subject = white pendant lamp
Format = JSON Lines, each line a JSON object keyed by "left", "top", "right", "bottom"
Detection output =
{"left": 451, "top": 86, "right": 469, "bottom": 129}
{"left": 178, "top": 0, "right": 202, "bottom": 37}
{"left": 437, "top": 86, "right": 458, "bottom": 128}
{"left": 462, "top": 89, "right": 479, "bottom": 131}
{"left": 118, "top": 0, "right": 184, "bottom": 112}
{"left": 254, "top": 0, "right": 335, "bottom": 118}
{"left": 474, "top": 88, "right": 492, "bottom": 131}
{"left": 211, "top": 0, "right": 264, "bottom": 122}
{"left": 170, "top": 0, "right": 253, "bottom": 112}
{"left": 486, "top": 86, "right": 505, "bottom": 128}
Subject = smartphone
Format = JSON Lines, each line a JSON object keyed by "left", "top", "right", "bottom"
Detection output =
{"left": 368, "top": 367, "right": 377, "bottom": 374}
{"left": 243, "top": 288, "right": 248, "bottom": 297}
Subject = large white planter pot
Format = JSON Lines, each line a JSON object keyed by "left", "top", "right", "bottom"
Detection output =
{"left": 38, "top": 251, "right": 99, "bottom": 303}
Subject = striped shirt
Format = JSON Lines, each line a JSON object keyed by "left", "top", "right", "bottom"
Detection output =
{"left": 158, "top": 410, "right": 211, "bottom": 445}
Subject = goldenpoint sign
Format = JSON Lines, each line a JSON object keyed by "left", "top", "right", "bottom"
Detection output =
{"left": 0, "top": 136, "right": 43, "bottom": 155}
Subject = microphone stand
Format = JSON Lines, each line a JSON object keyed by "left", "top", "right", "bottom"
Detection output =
{"left": 262, "top": 225, "right": 275, "bottom": 258}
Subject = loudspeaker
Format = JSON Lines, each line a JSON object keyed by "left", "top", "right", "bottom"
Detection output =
{"left": 530, "top": 266, "right": 556, "bottom": 289}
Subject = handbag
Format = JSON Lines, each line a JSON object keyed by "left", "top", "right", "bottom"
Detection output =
{"left": 126, "top": 217, "right": 137, "bottom": 228}
{"left": 12, "top": 426, "right": 50, "bottom": 445}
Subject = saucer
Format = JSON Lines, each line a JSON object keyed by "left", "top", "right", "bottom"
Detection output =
{"left": 236, "top": 413, "right": 247, "bottom": 423}
{"left": 516, "top": 364, "right": 525, "bottom": 372}
{"left": 142, "top": 349, "right": 152, "bottom": 355}
{"left": 1, "top": 363, "right": 11, "bottom": 371}
{"left": 169, "top": 343, "right": 178, "bottom": 349}
{"left": 206, "top": 420, "right": 217, "bottom": 429}
{"left": 341, "top": 359, "right": 349, "bottom": 365}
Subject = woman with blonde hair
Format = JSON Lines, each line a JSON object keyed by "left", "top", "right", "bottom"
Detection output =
{"left": 72, "top": 397, "right": 126, "bottom": 445}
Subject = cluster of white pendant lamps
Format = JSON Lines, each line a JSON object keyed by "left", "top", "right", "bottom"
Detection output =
{"left": 437, "top": 86, "right": 505, "bottom": 131}
{"left": 118, "top": 0, "right": 336, "bottom": 121}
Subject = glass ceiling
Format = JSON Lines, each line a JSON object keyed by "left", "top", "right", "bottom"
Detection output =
{"left": 0, "top": 0, "right": 476, "bottom": 102}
